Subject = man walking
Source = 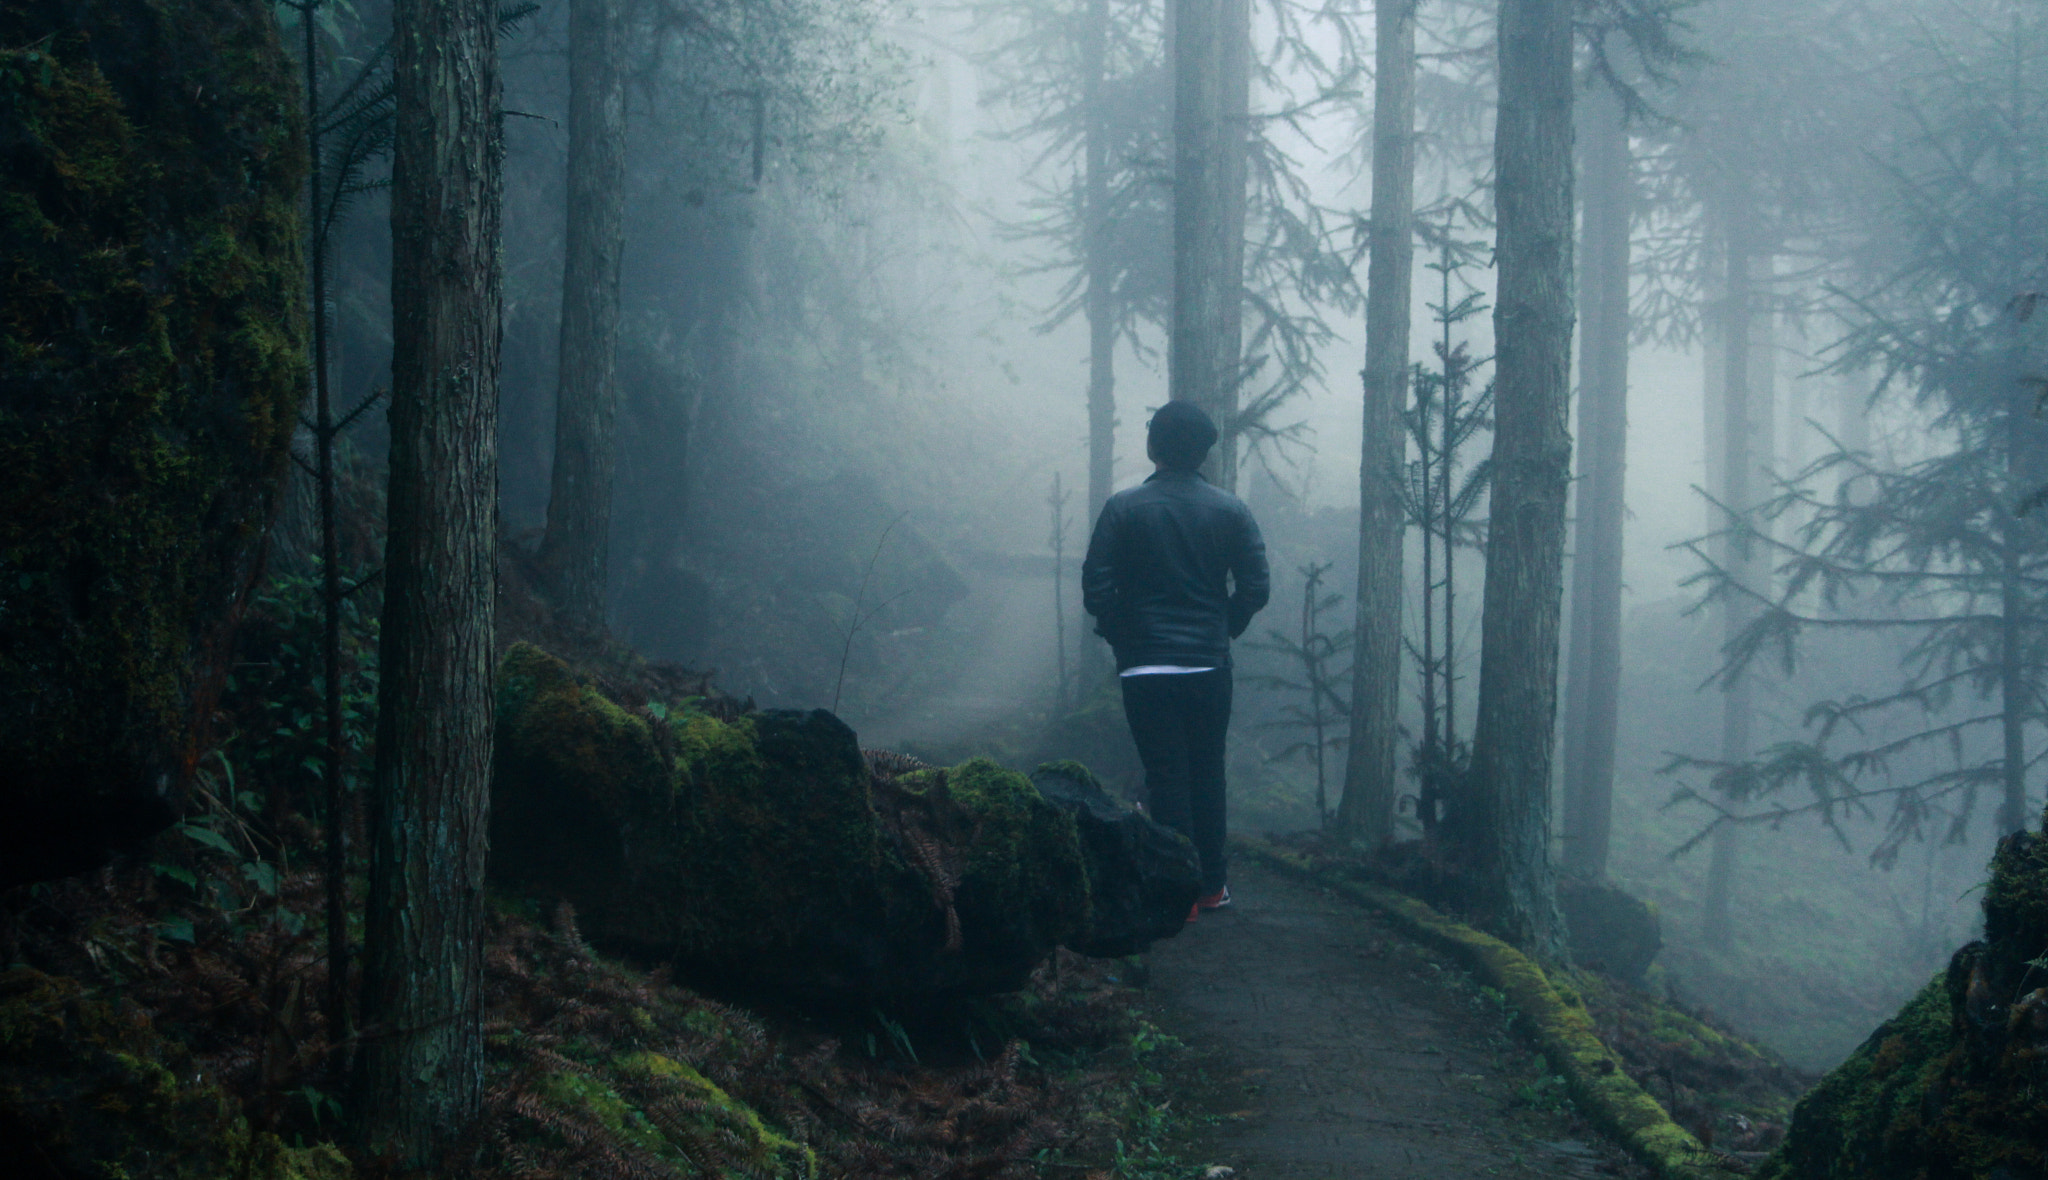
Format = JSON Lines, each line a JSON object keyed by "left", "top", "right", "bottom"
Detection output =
{"left": 1082, "top": 401, "right": 1269, "bottom": 920}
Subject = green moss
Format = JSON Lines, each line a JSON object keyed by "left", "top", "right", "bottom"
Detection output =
{"left": 1755, "top": 831, "right": 2048, "bottom": 1179}
{"left": 0, "top": 968, "right": 349, "bottom": 1180}
{"left": 0, "top": 0, "right": 306, "bottom": 885}
{"left": 1756, "top": 974, "right": 1950, "bottom": 1180}
{"left": 670, "top": 711, "right": 767, "bottom": 794}
{"left": 493, "top": 646, "right": 1095, "bottom": 997}
{"left": 498, "top": 643, "right": 668, "bottom": 808}
{"left": 617, "top": 1052, "right": 817, "bottom": 1176}
{"left": 536, "top": 1070, "right": 674, "bottom": 1157}
{"left": 901, "top": 757, "right": 1090, "bottom": 946}
{"left": 530, "top": 1056, "right": 814, "bottom": 1179}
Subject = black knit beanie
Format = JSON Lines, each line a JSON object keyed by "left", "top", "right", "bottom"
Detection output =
{"left": 1148, "top": 400, "right": 1219, "bottom": 472}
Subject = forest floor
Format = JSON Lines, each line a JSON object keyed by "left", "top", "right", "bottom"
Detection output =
{"left": 1143, "top": 857, "right": 1652, "bottom": 1179}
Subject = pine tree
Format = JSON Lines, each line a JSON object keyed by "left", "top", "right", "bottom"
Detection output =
{"left": 1462, "top": 0, "right": 1574, "bottom": 958}
{"left": 540, "top": 0, "right": 627, "bottom": 633}
{"left": 1674, "top": 7, "right": 2048, "bottom": 861}
{"left": 1558, "top": 68, "right": 1631, "bottom": 882}
{"left": 1337, "top": 0, "right": 1417, "bottom": 847}
{"left": 354, "top": 0, "right": 502, "bottom": 1162}
{"left": 1170, "top": 0, "right": 1252, "bottom": 490}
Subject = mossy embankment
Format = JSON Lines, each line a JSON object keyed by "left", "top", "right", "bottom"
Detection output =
{"left": 0, "top": 966, "right": 348, "bottom": 1180}
{"left": 1, "top": 861, "right": 1158, "bottom": 1180}
{"left": 0, "top": 0, "right": 306, "bottom": 887}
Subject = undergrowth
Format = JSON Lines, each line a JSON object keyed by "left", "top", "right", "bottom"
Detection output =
{"left": 0, "top": 568, "right": 1187, "bottom": 1179}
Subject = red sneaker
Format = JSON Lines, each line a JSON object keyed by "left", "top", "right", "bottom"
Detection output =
{"left": 1186, "top": 902, "right": 1199, "bottom": 924}
{"left": 1197, "top": 885, "right": 1232, "bottom": 911}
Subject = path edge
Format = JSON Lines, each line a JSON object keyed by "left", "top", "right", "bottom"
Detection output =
{"left": 1235, "top": 837, "right": 1731, "bottom": 1180}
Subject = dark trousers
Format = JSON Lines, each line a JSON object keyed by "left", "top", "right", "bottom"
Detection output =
{"left": 1120, "top": 669, "right": 1232, "bottom": 893}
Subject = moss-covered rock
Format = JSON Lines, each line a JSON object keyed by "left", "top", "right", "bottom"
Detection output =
{"left": 1559, "top": 876, "right": 1662, "bottom": 984}
{"left": 0, "top": 0, "right": 306, "bottom": 887}
{"left": 491, "top": 644, "right": 1091, "bottom": 999}
{"left": 1761, "top": 830, "right": 2048, "bottom": 1179}
{"left": 0, "top": 967, "right": 348, "bottom": 1180}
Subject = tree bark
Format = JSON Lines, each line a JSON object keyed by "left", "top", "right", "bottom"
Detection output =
{"left": 1079, "top": 0, "right": 1116, "bottom": 687}
{"left": 540, "top": 0, "right": 626, "bottom": 633}
{"left": 1559, "top": 77, "right": 1630, "bottom": 881}
{"left": 1170, "top": 0, "right": 1250, "bottom": 492}
{"left": 1336, "top": 0, "right": 1416, "bottom": 846}
{"left": 2001, "top": 389, "right": 2030, "bottom": 836}
{"left": 1463, "top": 0, "right": 1574, "bottom": 958}
{"left": 354, "top": 0, "right": 501, "bottom": 1165}
{"left": 2001, "top": 571, "right": 2028, "bottom": 835}
{"left": 299, "top": 0, "right": 352, "bottom": 1078}
{"left": 1703, "top": 194, "right": 1771, "bottom": 949}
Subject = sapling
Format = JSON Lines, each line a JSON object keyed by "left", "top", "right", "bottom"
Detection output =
{"left": 1247, "top": 562, "right": 1353, "bottom": 827}
{"left": 1399, "top": 212, "right": 1493, "bottom": 839}
{"left": 1048, "top": 472, "right": 1074, "bottom": 713}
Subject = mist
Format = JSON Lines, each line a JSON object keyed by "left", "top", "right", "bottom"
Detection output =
{"left": 461, "top": 0, "right": 2029, "bottom": 1071}
{"left": 15, "top": 0, "right": 2048, "bottom": 1172}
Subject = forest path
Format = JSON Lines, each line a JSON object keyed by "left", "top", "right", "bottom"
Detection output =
{"left": 1145, "top": 857, "right": 1645, "bottom": 1179}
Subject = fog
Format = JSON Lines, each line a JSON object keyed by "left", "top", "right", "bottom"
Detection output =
{"left": 288, "top": 0, "right": 2048, "bottom": 1072}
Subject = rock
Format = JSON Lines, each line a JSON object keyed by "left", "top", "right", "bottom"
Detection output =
{"left": 0, "top": 0, "right": 306, "bottom": 888}
{"left": 1758, "top": 830, "right": 2048, "bottom": 1179}
{"left": 1029, "top": 761, "right": 1200, "bottom": 958}
{"left": 0, "top": 967, "right": 350, "bottom": 1180}
{"left": 1558, "top": 876, "right": 1661, "bottom": 983}
{"left": 491, "top": 644, "right": 1089, "bottom": 999}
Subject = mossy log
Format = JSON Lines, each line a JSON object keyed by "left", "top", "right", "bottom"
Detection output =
{"left": 0, "top": 968, "right": 349, "bottom": 1180}
{"left": 1761, "top": 830, "right": 2048, "bottom": 1180}
{"left": 0, "top": 0, "right": 306, "bottom": 887}
{"left": 491, "top": 644, "right": 1092, "bottom": 999}
{"left": 1030, "top": 760, "right": 1201, "bottom": 958}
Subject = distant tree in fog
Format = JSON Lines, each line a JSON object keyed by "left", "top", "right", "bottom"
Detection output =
{"left": 978, "top": 0, "right": 1173, "bottom": 521}
{"left": 1676, "top": 6, "right": 2048, "bottom": 867}
{"left": 540, "top": 0, "right": 627, "bottom": 633}
{"left": 1558, "top": 0, "right": 1697, "bottom": 885}
{"left": 1171, "top": 0, "right": 1254, "bottom": 489}
{"left": 1336, "top": 0, "right": 1415, "bottom": 849}
{"left": 1638, "top": 0, "right": 1892, "bottom": 943}
{"left": 1247, "top": 562, "right": 1352, "bottom": 827}
{"left": 983, "top": 0, "right": 1357, "bottom": 689}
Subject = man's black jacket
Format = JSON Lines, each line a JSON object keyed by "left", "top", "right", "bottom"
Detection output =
{"left": 1081, "top": 469, "right": 1270, "bottom": 670}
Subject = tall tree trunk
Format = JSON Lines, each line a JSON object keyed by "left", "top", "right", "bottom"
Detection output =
{"left": 354, "top": 0, "right": 502, "bottom": 1165}
{"left": 1170, "top": 0, "right": 1250, "bottom": 492}
{"left": 540, "top": 0, "right": 626, "bottom": 632}
{"left": 1336, "top": 0, "right": 1416, "bottom": 846}
{"left": 2001, "top": 569, "right": 2028, "bottom": 835}
{"left": 1703, "top": 195, "right": 1770, "bottom": 949}
{"left": 2001, "top": 388, "right": 2030, "bottom": 836}
{"left": 298, "top": 1, "right": 353, "bottom": 1079}
{"left": 1559, "top": 77, "right": 1631, "bottom": 881}
{"left": 1463, "top": 0, "right": 1574, "bottom": 958}
{"left": 1079, "top": 0, "right": 1116, "bottom": 687}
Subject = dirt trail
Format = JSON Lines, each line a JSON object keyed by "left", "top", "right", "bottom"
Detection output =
{"left": 1146, "top": 857, "right": 1646, "bottom": 1179}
